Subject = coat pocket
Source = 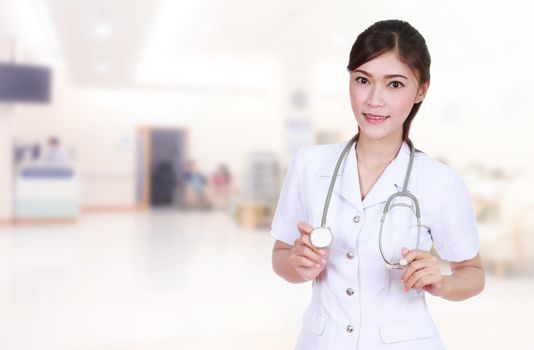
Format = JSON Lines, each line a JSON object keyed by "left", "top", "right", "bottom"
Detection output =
{"left": 379, "top": 317, "right": 435, "bottom": 344}
{"left": 302, "top": 308, "right": 327, "bottom": 336}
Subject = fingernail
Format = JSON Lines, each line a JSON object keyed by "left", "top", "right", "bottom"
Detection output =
{"left": 320, "top": 250, "right": 326, "bottom": 255}
{"left": 321, "top": 259, "right": 326, "bottom": 264}
{"left": 315, "top": 264, "right": 321, "bottom": 268}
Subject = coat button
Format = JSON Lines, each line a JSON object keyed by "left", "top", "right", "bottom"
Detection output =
{"left": 353, "top": 215, "right": 360, "bottom": 223}
{"left": 346, "top": 325, "right": 354, "bottom": 333}
{"left": 346, "top": 288, "right": 354, "bottom": 296}
{"left": 346, "top": 251, "right": 355, "bottom": 259}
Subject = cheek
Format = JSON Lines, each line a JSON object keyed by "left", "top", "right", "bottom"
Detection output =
{"left": 389, "top": 91, "right": 417, "bottom": 117}
{"left": 349, "top": 86, "right": 366, "bottom": 113}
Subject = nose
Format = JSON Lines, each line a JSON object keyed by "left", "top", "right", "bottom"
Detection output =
{"left": 366, "top": 85, "right": 385, "bottom": 108}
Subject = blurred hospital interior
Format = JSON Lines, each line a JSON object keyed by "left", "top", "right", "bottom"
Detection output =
{"left": 0, "top": 0, "right": 533, "bottom": 349}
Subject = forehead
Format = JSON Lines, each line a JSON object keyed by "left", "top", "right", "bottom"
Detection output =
{"left": 355, "top": 52, "right": 417, "bottom": 80}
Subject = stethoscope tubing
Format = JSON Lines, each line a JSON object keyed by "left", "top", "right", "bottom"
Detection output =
{"left": 315, "top": 135, "right": 422, "bottom": 269}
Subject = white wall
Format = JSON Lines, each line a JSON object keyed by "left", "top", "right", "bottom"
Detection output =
{"left": 5, "top": 57, "right": 534, "bottom": 211}
{"left": 3, "top": 0, "right": 534, "bottom": 217}
{"left": 8, "top": 71, "right": 286, "bottom": 208}
{"left": 0, "top": 106, "right": 14, "bottom": 221}
{"left": 0, "top": 4, "right": 17, "bottom": 220}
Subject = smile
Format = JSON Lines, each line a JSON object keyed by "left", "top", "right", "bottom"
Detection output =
{"left": 363, "top": 113, "right": 390, "bottom": 119}
{"left": 363, "top": 113, "right": 390, "bottom": 124}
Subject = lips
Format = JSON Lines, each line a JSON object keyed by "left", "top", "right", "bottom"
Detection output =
{"left": 363, "top": 113, "right": 390, "bottom": 125}
{"left": 363, "top": 113, "right": 389, "bottom": 119}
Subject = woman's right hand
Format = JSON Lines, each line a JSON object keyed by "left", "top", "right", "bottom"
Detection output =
{"left": 290, "top": 222, "right": 329, "bottom": 281}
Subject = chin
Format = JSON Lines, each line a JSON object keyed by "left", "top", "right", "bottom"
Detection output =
{"left": 358, "top": 127, "right": 391, "bottom": 141}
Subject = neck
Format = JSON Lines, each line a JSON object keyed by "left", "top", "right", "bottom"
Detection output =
{"left": 356, "top": 132, "right": 403, "bottom": 167}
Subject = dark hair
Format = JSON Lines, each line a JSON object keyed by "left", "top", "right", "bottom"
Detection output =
{"left": 48, "top": 136, "right": 60, "bottom": 146}
{"left": 347, "top": 20, "right": 431, "bottom": 142}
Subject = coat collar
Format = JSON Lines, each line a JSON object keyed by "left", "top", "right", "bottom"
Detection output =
{"left": 316, "top": 140, "right": 417, "bottom": 210}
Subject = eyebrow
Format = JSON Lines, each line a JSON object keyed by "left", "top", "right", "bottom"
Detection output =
{"left": 353, "top": 69, "right": 408, "bottom": 80}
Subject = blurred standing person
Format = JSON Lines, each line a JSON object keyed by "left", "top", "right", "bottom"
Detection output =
{"left": 182, "top": 159, "right": 211, "bottom": 209}
{"left": 210, "top": 163, "right": 234, "bottom": 210}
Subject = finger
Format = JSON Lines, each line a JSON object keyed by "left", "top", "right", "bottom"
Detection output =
{"left": 299, "top": 232, "right": 326, "bottom": 256}
{"left": 402, "top": 248, "right": 431, "bottom": 265}
{"left": 404, "top": 267, "right": 433, "bottom": 290}
{"left": 298, "top": 222, "right": 330, "bottom": 256}
{"left": 404, "top": 255, "right": 440, "bottom": 280}
{"left": 297, "top": 245, "right": 325, "bottom": 265}
{"left": 297, "top": 222, "right": 313, "bottom": 236}
{"left": 293, "top": 255, "right": 321, "bottom": 269}
{"left": 413, "top": 274, "right": 440, "bottom": 290}
{"left": 401, "top": 247, "right": 409, "bottom": 257}
{"left": 400, "top": 259, "right": 426, "bottom": 283}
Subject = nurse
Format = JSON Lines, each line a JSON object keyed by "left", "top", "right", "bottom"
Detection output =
{"left": 271, "top": 19, "right": 485, "bottom": 349}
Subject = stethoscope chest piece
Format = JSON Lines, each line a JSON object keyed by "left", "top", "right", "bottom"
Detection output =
{"left": 309, "top": 226, "right": 333, "bottom": 249}
{"left": 385, "top": 258, "right": 409, "bottom": 270}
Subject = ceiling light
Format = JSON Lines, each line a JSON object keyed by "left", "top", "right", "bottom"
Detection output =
{"left": 93, "top": 23, "right": 112, "bottom": 38}
{"left": 94, "top": 62, "right": 110, "bottom": 73}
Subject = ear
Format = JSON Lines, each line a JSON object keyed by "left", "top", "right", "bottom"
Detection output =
{"left": 415, "top": 81, "right": 430, "bottom": 104}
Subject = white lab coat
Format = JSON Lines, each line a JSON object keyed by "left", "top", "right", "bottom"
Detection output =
{"left": 270, "top": 140, "right": 479, "bottom": 350}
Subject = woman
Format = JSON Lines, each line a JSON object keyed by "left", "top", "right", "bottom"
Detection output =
{"left": 270, "top": 19, "right": 485, "bottom": 349}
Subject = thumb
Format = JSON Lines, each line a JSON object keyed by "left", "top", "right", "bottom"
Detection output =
{"left": 401, "top": 247, "right": 409, "bottom": 256}
{"left": 297, "top": 222, "right": 313, "bottom": 236}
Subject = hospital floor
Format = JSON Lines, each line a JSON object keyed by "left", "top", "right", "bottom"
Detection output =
{"left": 0, "top": 210, "right": 532, "bottom": 350}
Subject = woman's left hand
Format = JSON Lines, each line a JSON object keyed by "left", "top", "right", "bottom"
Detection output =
{"left": 400, "top": 247, "right": 447, "bottom": 297}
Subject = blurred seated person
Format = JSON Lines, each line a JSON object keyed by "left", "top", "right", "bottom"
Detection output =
{"left": 182, "top": 160, "right": 212, "bottom": 209}
{"left": 44, "top": 136, "right": 70, "bottom": 165}
{"left": 210, "top": 163, "right": 234, "bottom": 210}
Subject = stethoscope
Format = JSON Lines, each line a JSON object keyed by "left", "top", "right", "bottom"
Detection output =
{"left": 308, "top": 135, "right": 422, "bottom": 269}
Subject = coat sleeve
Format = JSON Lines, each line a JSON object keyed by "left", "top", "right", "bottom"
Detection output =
{"left": 270, "top": 148, "right": 308, "bottom": 246}
{"left": 430, "top": 171, "right": 480, "bottom": 262}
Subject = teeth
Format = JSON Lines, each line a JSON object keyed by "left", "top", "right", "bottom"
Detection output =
{"left": 365, "top": 113, "right": 388, "bottom": 119}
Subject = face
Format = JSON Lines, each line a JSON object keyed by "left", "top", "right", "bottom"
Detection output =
{"left": 349, "top": 51, "right": 428, "bottom": 142}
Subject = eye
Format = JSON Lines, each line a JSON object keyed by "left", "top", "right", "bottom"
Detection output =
{"left": 355, "top": 76, "right": 369, "bottom": 84}
{"left": 389, "top": 81, "right": 405, "bottom": 89}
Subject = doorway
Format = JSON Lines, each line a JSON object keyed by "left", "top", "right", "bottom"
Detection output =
{"left": 136, "top": 127, "right": 188, "bottom": 208}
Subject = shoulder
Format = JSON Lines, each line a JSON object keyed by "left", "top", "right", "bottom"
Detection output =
{"left": 296, "top": 143, "right": 344, "bottom": 160}
{"left": 294, "top": 142, "right": 346, "bottom": 175}
{"left": 415, "top": 152, "right": 457, "bottom": 182}
{"left": 414, "top": 151, "right": 467, "bottom": 198}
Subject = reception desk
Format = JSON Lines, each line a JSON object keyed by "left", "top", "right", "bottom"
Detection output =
{"left": 14, "top": 164, "right": 79, "bottom": 220}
